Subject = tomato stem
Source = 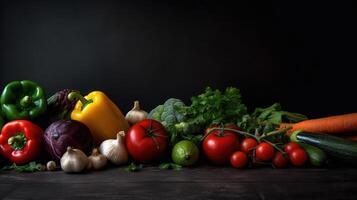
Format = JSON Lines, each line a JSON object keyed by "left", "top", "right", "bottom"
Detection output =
{"left": 206, "top": 128, "right": 258, "bottom": 140}
{"left": 261, "top": 139, "right": 285, "bottom": 154}
{"left": 145, "top": 120, "right": 165, "bottom": 150}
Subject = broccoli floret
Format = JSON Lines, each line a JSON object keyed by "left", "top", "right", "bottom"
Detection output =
{"left": 148, "top": 98, "right": 186, "bottom": 128}
{"left": 174, "top": 122, "right": 190, "bottom": 133}
{"left": 163, "top": 114, "right": 177, "bottom": 125}
{"left": 147, "top": 98, "right": 188, "bottom": 145}
{"left": 163, "top": 98, "right": 185, "bottom": 108}
{"left": 175, "top": 112, "right": 185, "bottom": 122}
{"left": 148, "top": 105, "right": 164, "bottom": 121}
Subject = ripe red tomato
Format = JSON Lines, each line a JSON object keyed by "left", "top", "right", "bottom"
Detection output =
{"left": 284, "top": 142, "right": 301, "bottom": 155}
{"left": 289, "top": 148, "right": 308, "bottom": 166}
{"left": 202, "top": 125, "right": 240, "bottom": 165}
{"left": 255, "top": 142, "right": 275, "bottom": 161}
{"left": 272, "top": 152, "right": 289, "bottom": 168}
{"left": 230, "top": 151, "right": 248, "bottom": 169}
{"left": 125, "top": 119, "right": 168, "bottom": 163}
{"left": 240, "top": 138, "right": 258, "bottom": 153}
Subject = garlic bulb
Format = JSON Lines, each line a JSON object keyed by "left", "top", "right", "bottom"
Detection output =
{"left": 99, "top": 131, "right": 128, "bottom": 165}
{"left": 125, "top": 101, "right": 148, "bottom": 124}
{"left": 60, "top": 147, "right": 90, "bottom": 173}
{"left": 88, "top": 148, "right": 108, "bottom": 170}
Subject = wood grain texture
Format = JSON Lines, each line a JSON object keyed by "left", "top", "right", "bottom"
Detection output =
{"left": 1, "top": 166, "right": 357, "bottom": 200}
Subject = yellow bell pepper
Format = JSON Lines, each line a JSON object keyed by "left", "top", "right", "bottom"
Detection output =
{"left": 68, "top": 91, "right": 129, "bottom": 144}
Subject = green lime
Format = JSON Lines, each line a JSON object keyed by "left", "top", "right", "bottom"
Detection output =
{"left": 171, "top": 140, "right": 199, "bottom": 166}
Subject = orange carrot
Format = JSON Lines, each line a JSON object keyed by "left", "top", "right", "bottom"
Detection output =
{"left": 285, "top": 113, "right": 357, "bottom": 136}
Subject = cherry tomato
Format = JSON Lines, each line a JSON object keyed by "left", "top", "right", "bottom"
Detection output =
{"left": 230, "top": 151, "right": 248, "bottom": 169}
{"left": 126, "top": 119, "right": 168, "bottom": 164}
{"left": 203, "top": 124, "right": 240, "bottom": 165}
{"left": 240, "top": 138, "right": 258, "bottom": 153}
{"left": 255, "top": 142, "right": 275, "bottom": 161}
{"left": 289, "top": 148, "right": 308, "bottom": 166}
{"left": 272, "top": 152, "right": 289, "bottom": 168}
{"left": 284, "top": 142, "right": 301, "bottom": 155}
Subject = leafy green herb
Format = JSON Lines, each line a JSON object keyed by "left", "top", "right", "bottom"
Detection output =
{"left": 239, "top": 103, "right": 308, "bottom": 136}
{"left": 125, "top": 162, "right": 143, "bottom": 172}
{"left": 1, "top": 162, "right": 43, "bottom": 173}
{"left": 179, "top": 87, "right": 247, "bottom": 126}
{"left": 159, "top": 163, "right": 182, "bottom": 170}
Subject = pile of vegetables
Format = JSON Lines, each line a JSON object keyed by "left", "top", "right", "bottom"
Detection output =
{"left": 0, "top": 80, "right": 356, "bottom": 173}
{"left": 148, "top": 87, "right": 248, "bottom": 144}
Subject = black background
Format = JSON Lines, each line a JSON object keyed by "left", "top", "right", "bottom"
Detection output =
{"left": 1, "top": 0, "right": 356, "bottom": 118}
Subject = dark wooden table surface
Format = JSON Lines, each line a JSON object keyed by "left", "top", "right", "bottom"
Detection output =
{"left": 0, "top": 166, "right": 356, "bottom": 200}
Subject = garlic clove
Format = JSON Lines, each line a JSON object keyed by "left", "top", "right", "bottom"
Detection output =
{"left": 88, "top": 148, "right": 108, "bottom": 170}
{"left": 46, "top": 161, "right": 57, "bottom": 171}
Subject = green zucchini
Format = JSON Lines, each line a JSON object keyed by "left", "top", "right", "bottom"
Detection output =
{"left": 298, "top": 143, "right": 327, "bottom": 167}
{"left": 290, "top": 130, "right": 357, "bottom": 163}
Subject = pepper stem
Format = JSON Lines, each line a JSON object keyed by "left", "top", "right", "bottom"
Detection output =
{"left": 67, "top": 92, "right": 93, "bottom": 110}
{"left": 20, "top": 96, "right": 32, "bottom": 108}
{"left": 8, "top": 132, "right": 27, "bottom": 150}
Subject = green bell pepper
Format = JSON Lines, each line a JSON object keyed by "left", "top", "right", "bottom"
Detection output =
{"left": 1, "top": 80, "right": 47, "bottom": 120}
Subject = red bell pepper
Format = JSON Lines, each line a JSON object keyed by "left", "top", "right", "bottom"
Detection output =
{"left": 0, "top": 120, "right": 43, "bottom": 165}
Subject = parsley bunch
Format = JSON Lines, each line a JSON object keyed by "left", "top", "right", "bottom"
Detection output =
{"left": 180, "top": 87, "right": 247, "bottom": 126}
